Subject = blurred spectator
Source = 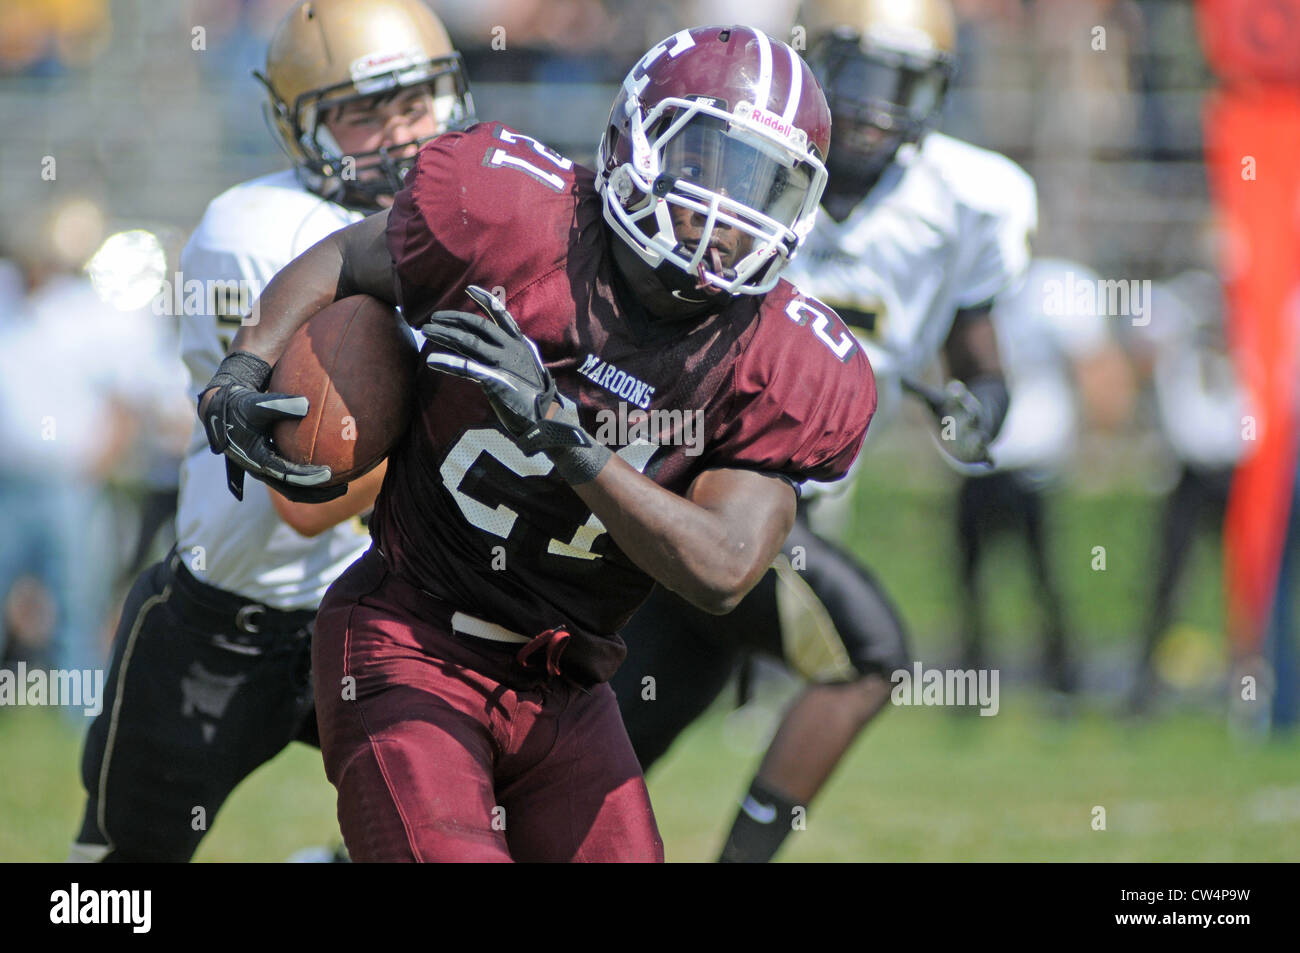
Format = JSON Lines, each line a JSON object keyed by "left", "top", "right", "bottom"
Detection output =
{"left": 0, "top": 201, "right": 187, "bottom": 681}
{"left": 0, "top": 0, "right": 111, "bottom": 75}
{"left": 86, "top": 229, "right": 193, "bottom": 586}
{"left": 682, "top": 0, "right": 797, "bottom": 39}
{"left": 1128, "top": 269, "right": 1245, "bottom": 712}
{"left": 191, "top": 0, "right": 299, "bottom": 157}
{"left": 952, "top": 258, "right": 1131, "bottom": 696}
{"left": 455, "top": 0, "right": 680, "bottom": 85}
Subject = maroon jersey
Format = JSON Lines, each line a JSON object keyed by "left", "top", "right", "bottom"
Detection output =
{"left": 376, "top": 122, "right": 876, "bottom": 684}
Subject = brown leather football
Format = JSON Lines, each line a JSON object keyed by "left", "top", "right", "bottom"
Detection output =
{"left": 270, "top": 294, "right": 417, "bottom": 486}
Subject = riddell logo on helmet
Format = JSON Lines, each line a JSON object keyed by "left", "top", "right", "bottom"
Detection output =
{"left": 747, "top": 105, "right": 795, "bottom": 139}
{"left": 350, "top": 48, "right": 424, "bottom": 82}
{"left": 734, "top": 102, "right": 807, "bottom": 150}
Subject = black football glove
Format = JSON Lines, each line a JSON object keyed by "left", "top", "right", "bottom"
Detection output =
{"left": 903, "top": 376, "right": 1007, "bottom": 467}
{"left": 199, "top": 352, "right": 345, "bottom": 503}
{"left": 934, "top": 379, "right": 994, "bottom": 465}
{"left": 935, "top": 379, "right": 1013, "bottom": 468}
{"left": 422, "top": 285, "right": 592, "bottom": 454}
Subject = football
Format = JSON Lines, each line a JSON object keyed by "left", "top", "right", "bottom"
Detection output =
{"left": 269, "top": 294, "right": 417, "bottom": 486}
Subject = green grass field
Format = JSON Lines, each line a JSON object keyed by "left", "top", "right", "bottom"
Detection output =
{"left": 4, "top": 695, "right": 1298, "bottom": 862}
{"left": 3, "top": 463, "right": 1295, "bottom": 862}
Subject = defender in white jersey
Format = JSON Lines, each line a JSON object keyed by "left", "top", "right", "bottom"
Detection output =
{"left": 71, "top": 0, "right": 474, "bottom": 862}
{"left": 786, "top": 128, "right": 1036, "bottom": 439}
{"left": 613, "top": 0, "right": 1034, "bottom": 862}
{"left": 173, "top": 170, "right": 370, "bottom": 611}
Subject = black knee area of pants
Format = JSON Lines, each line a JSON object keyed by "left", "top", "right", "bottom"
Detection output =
{"left": 783, "top": 518, "right": 912, "bottom": 679}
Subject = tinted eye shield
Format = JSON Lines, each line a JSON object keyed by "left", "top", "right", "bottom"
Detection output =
{"left": 617, "top": 95, "right": 826, "bottom": 290}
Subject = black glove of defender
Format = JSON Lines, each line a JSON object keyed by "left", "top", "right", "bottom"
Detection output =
{"left": 934, "top": 379, "right": 995, "bottom": 466}
{"left": 199, "top": 352, "right": 345, "bottom": 503}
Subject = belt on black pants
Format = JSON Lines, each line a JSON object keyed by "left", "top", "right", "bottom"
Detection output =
{"left": 165, "top": 550, "right": 317, "bottom": 648}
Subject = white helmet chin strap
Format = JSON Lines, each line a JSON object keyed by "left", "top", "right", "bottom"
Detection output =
{"left": 651, "top": 199, "right": 677, "bottom": 255}
{"left": 627, "top": 96, "right": 655, "bottom": 177}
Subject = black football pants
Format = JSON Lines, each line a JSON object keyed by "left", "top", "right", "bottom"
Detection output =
{"left": 955, "top": 469, "right": 1070, "bottom": 686}
{"left": 74, "top": 552, "right": 318, "bottom": 862}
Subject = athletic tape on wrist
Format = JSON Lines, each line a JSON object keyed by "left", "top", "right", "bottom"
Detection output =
{"left": 206, "top": 351, "right": 272, "bottom": 396}
{"left": 548, "top": 441, "right": 613, "bottom": 485}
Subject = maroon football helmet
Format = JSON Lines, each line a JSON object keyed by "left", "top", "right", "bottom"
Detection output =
{"left": 596, "top": 26, "right": 831, "bottom": 296}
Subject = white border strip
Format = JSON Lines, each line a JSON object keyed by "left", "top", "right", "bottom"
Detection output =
{"left": 753, "top": 27, "right": 773, "bottom": 110}
{"left": 782, "top": 43, "right": 803, "bottom": 123}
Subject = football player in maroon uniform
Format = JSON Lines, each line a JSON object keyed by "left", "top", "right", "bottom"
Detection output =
{"left": 614, "top": 0, "right": 1022, "bottom": 864}
{"left": 198, "top": 25, "right": 876, "bottom": 862}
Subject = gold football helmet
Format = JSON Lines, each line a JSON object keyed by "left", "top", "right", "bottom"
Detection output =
{"left": 255, "top": 0, "right": 474, "bottom": 208}
{"left": 798, "top": 0, "right": 956, "bottom": 192}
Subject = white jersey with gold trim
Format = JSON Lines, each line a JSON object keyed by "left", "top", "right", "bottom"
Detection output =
{"left": 785, "top": 131, "right": 1038, "bottom": 430}
{"left": 174, "top": 170, "right": 368, "bottom": 609}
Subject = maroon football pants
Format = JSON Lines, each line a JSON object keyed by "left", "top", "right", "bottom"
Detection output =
{"left": 312, "top": 550, "right": 663, "bottom": 862}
